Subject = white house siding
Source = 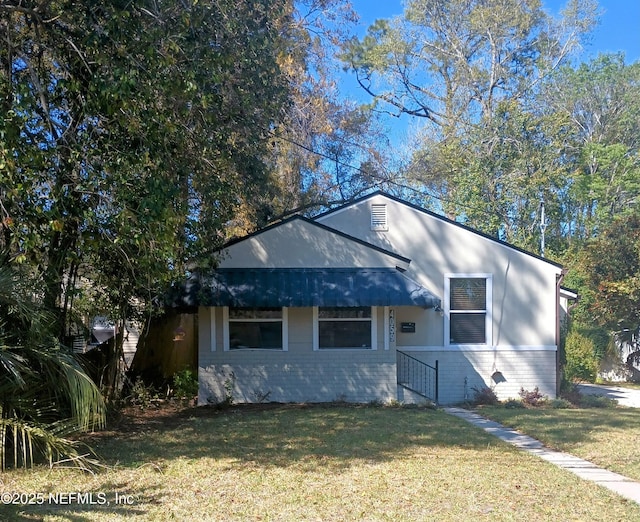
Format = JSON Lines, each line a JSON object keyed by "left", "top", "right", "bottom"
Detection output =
{"left": 394, "top": 298, "right": 556, "bottom": 404}
{"left": 317, "top": 196, "right": 562, "bottom": 401}
{"left": 390, "top": 305, "right": 556, "bottom": 403}
{"left": 393, "top": 306, "right": 442, "bottom": 346}
{"left": 198, "top": 306, "right": 398, "bottom": 405}
{"left": 220, "top": 218, "right": 407, "bottom": 270}
{"left": 198, "top": 304, "right": 556, "bottom": 405}
{"left": 397, "top": 349, "right": 556, "bottom": 404}
{"left": 122, "top": 323, "right": 140, "bottom": 368}
{"left": 316, "top": 194, "right": 561, "bottom": 349}
{"left": 196, "top": 193, "right": 564, "bottom": 405}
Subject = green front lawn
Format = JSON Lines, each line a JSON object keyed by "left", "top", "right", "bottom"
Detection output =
{"left": 1, "top": 404, "right": 639, "bottom": 521}
{"left": 479, "top": 405, "right": 640, "bottom": 482}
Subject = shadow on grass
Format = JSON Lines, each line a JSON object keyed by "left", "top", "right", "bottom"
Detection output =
{"left": 90, "top": 403, "right": 501, "bottom": 470}
{"left": 0, "top": 404, "right": 513, "bottom": 520}
{"left": 0, "top": 480, "right": 163, "bottom": 522}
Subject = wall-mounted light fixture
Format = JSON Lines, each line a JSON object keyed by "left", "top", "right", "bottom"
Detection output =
{"left": 491, "top": 370, "right": 506, "bottom": 384}
{"left": 173, "top": 326, "right": 186, "bottom": 342}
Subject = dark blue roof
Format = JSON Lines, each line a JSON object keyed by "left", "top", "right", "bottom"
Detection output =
{"left": 174, "top": 268, "right": 440, "bottom": 309}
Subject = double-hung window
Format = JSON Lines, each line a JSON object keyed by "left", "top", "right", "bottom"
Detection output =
{"left": 225, "top": 307, "right": 287, "bottom": 350}
{"left": 314, "top": 306, "right": 376, "bottom": 349}
{"left": 445, "top": 275, "right": 492, "bottom": 346}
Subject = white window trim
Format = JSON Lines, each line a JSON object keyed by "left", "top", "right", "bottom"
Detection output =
{"left": 372, "top": 308, "right": 378, "bottom": 349}
{"left": 313, "top": 306, "right": 378, "bottom": 350}
{"left": 223, "top": 306, "right": 288, "bottom": 351}
{"left": 210, "top": 307, "right": 216, "bottom": 352}
{"left": 444, "top": 273, "right": 492, "bottom": 348}
{"left": 384, "top": 306, "right": 391, "bottom": 350}
{"left": 223, "top": 306, "right": 228, "bottom": 350}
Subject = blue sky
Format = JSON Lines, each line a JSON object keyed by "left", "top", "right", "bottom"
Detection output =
{"left": 349, "top": 0, "right": 640, "bottom": 62}
{"left": 342, "top": 1, "right": 639, "bottom": 146}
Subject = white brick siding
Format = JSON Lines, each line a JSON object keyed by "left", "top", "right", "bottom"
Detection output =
{"left": 199, "top": 306, "right": 556, "bottom": 405}
{"left": 399, "top": 349, "right": 556, "bottom": 404}
{"left": 199, "top": 306, "right": 398, "bottom": 404}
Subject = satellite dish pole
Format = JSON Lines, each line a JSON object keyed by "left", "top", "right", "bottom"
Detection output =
{"left": 539, "top": 197, "right": 547, "bottom": 258}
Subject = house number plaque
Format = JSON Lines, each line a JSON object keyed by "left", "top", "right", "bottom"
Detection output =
{"left": 389, "top": 309, "right": 395, "bottom": 342}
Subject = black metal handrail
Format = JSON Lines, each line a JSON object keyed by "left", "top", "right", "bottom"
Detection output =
{"left": 396, "top": 350, "right": 438, "bottom": 404}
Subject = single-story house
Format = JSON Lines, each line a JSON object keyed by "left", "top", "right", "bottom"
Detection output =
{"left": 179, "top": 192, "right": 566, "bottom": 405}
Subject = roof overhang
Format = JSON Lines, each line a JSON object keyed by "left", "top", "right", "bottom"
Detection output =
{"left": 172, "top": 268, "right": 441, "bottom": 309}
{"left": 559, "top": 287, "right": 579, "bottom": 301}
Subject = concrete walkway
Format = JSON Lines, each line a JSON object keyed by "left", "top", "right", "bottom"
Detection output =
{"left": 444, "top": 407, "right": 640, "bottom": 505}
{"left": 577, "top": 383, "right": 640, "bottom": 408}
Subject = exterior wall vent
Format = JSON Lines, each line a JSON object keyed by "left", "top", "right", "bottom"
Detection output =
{"left": 371, "top": 204, "right": 388, "bottom": 231}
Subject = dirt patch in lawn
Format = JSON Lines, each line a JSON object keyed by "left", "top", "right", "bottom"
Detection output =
{"left": 82, "top": 401, "right": 326, "bottom": 441}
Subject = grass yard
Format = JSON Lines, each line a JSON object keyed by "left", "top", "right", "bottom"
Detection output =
{"left": 1, "top": 403, "right": 640, "bottom": 521}
{"left": 479, "top": 405, "right": 640, "bottom": 482}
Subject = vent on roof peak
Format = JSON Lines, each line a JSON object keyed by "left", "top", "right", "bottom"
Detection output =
{"left": 371, "top": 203, "right": 388, "bottom": 231}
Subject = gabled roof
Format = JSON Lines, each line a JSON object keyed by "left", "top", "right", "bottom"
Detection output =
{"left": 175, "top": 208, "right": 449, "bottom": 308}
{"left": 560, "top": 287, "right": 579, "bottom": 300}
{"left": 313, "top": 191, "right": 564, "bottom": 269}
{"left": 220, "top": 214, "right": 412, "bottom": 267}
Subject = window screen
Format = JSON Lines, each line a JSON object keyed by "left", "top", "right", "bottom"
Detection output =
{"left": 229, "top": 308, "right": 283, "bottom": 349}
{"left": 318, "top": 307, "right": 372, "bottom": 349}
{"left": 449, "top": 278, "right": 487, "bottom": 344}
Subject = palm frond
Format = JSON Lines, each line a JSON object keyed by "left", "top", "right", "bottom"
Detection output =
{"left": 0, "top": 416, "right": 101, "bottom": 471}
{"left": 0, "top": 343, "right": 30, "bottom": 388}
{"left": 33, "top": 344, "right": 106, "bottom": 430}
{"left": 0, "top": 259, "right": 106, "bottom": 471}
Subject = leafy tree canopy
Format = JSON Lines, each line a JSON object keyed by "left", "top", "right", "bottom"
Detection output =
{"left": 0, "top": 0, "right": 293, "bottom": 337}
{"left": 570, "top": 213, "right": 640, "bottom": 333}
{"left": 341, "top": 0, "right": 598, "bottom": 131}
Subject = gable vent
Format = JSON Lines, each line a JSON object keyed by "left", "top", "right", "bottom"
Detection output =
{"left": 371, "top": 204, "right": 388, "bottom": 231}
